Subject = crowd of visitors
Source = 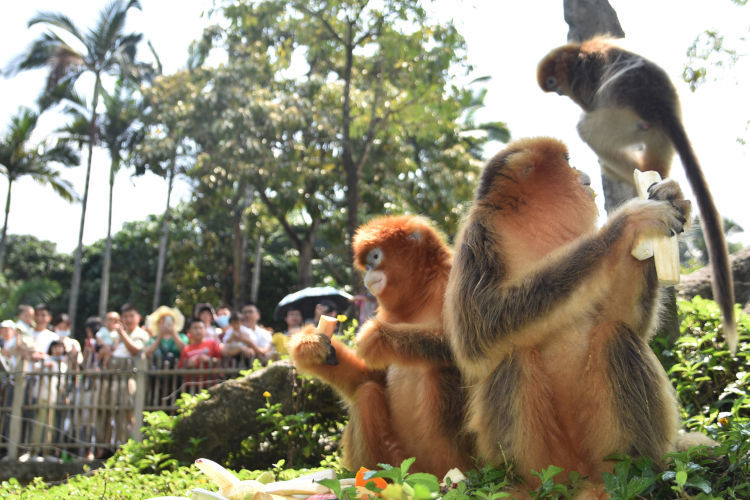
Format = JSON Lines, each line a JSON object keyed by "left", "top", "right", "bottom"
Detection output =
{"left": 0, "top": 301, "right": 286, "bottom": 376}
{"left": 0, "top": 300, "right": 333, "bottom": 462}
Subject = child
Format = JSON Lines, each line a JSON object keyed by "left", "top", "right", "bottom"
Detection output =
{"left": 221, "top": 312, "right": 258, "bottom": 361}
{"left": 179, "top": 319, "right": 223, "bottom": 388}
{"left": 95, "top": 312, "right": 120, "bottom": 366}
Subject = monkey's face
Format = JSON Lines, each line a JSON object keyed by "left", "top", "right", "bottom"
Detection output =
{"left": 353, "top": 216, "right": 451, "bottom": 316}
{"left": 363, "top": 247, "right": 387, "bottom": 296}
{"left": 537, "top": 51, "right": 564, "bottom": 94}
{"left": 537, "top": 46, "right": 579, "bottom": 97}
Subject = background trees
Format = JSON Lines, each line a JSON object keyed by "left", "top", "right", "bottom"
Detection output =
{"left": 11, "top": 0, "right": 143, "bottom": 333}
{"left": 0, "top": 108, "right": 78, "bottom": 274}
{"left": 3, "top": 0, "right": 505, "bottom": 330}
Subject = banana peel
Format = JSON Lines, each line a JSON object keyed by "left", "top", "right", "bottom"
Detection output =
{"left": 194, "top": 458, "right": 337, "bottom": 500}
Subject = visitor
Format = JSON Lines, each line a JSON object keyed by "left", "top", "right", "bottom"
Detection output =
{"left": 221, "top": 312, "right": 260, "bottom": 363}
{"left": 282, "top": 308, "right": 303, "bottom": 335}
{"left": 179, "top": 318, "right": 222, "bottom": 389}
{"left": 194, "top": 303, "right": 219, "bottom": 341}
{"left": 95, "top": 311, "right": 120, "bottom": 367}
{"left": 28, "top": 304, "right": 60, "bottom": 363}
{"left": 312, "top": 299, "right": 338, "bottom": 324}
{"left": 82, "top": 317, "right": 101, "bottom": 367}
{"left": 215, "top": 305, "right": 232, "bottom": 341}
{"left": 52, "top": 313, "right": 81, "bottom": 367}
{"left": 240, "top": 303, "right": 275, "bottom": 363}
{"left": 143, "top": 306, "right": 187, "bottom": 368}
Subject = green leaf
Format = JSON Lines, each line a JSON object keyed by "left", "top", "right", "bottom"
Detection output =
{"left": 675, "top": 470, "right": 688, "bottom": 487}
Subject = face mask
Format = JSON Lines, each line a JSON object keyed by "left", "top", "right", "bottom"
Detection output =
{"left": 216, "top": 315, "right": 230, "bottom": 328}
{"left": 56, "top": 330, "right": 70, "bottom": 337}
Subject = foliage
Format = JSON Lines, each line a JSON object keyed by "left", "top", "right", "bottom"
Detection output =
{"left": 231, "top": 390, "right": 344, "bottom": 470}
{"left": 7, "top": 296, "right": 748, "bottom": 498}
{"left": 655, "top": 296, "right": 750, "bottom": 428}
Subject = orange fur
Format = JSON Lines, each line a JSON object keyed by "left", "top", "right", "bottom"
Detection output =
{"left": 446, "top": 138, "right": 688, "bottom": 488}
{"left": 289, "top": 215, "right": 471, "bottom": 476}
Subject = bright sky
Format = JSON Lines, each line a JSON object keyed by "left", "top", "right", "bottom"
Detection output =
{"left": 0, "top": 0, "right": 748, "bottom": 255}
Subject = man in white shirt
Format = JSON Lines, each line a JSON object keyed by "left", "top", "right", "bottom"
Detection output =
{"left": 240, "top": 303, "right": 274, "bottom": 362}
{"left": 112, "top": 304, "right": 149, "bottom": 361}
{"left": 96, "top": 303, "right": 149, "bottom": 456}
{"left": 31, "top": 304, "right": 60, "bottom": 359}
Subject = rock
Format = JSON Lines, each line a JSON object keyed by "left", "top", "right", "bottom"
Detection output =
{"left": 678, "top": 246, "right": 750, "bottom": 311}
{"left": 170, "top": 361, "right": 343, "bottom": 469}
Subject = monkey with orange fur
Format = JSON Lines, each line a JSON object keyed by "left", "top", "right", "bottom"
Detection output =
{"left": 445, "top": 137, "right": 707, "bottom": 490}
{"left": 289, "top": 215, "right": 472, "bottom": 476}
{"left": 537, "top": 37, "right": 736, "bottom": 353}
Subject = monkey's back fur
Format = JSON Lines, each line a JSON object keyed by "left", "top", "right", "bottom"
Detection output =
{"left": 445, "top": 137, "right": 689, "bottom": 486}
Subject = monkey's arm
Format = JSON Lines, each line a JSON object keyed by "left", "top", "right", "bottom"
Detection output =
{"left": 355, "top": 318, "right": 453, "bottom": 369}
{"left": 449, "top": 186, "right": 688, "bottom": 363}
{"left": 288, "top": 328, "right": 384, "bottom": 401}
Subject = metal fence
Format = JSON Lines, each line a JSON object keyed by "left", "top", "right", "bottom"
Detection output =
{"left": 0, "top": 356, "right": 249, "bottom": 461}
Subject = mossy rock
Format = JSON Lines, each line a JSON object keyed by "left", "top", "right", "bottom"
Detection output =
{"left": 170, "top": 360, "right": 343, "bottom": 469}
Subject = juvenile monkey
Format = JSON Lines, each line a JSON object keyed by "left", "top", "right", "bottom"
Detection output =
{"left": 289, "top": 215, "right": 471, "bottom": 476}
{"left": 537, "top": 37, "right": 737, "bottom": 352}
{"left": 445, "top": 137, "right": 691, "bottom": 487}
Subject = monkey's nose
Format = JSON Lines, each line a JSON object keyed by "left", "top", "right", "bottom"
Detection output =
{"left": 574, "top": 168, "right": 591, "bottom": 187}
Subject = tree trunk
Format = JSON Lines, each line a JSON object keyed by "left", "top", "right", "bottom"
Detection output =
{"left": 232, "top": 214, "right": 243, "bottom": 309}
{"left": 98, "top": 155, "right": 117, "bottom": 317}
{"left": 0, "top": 179, "right": 13, "bottom": 275}
{"left": 69, "top": 74, "right": 101, "bottom": 336}
{"left": 250, "top": 233, "right": 263, "bottom": 304}
{"left": 298, "top": 238, "right": 314, "bottom": 288}
{"left": 298, "top": 217, "right": 320, "bottom": 289}
{"left": 238, "top": 219, "right": 249, "bottom": 307}
{"left": 564, "top": 0, "right": 624, "bottom": 42}
{"left": 152, "top": 158, "right": 175, "bottom": 310}
{"left": 341, "top": 23, "right": 358, "bottom": 287}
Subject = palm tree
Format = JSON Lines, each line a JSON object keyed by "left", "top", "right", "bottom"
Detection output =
{"left": 11, "top": 0, "right": 142, "bottom": 333}
{"left": 0, "top": 108, "right": 79, "bottom": 274}
{"left": 98, "top": 78, "right": 141, "bottom": 317}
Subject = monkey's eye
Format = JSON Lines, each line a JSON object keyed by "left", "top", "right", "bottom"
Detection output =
{"left": 545, "top": 76, "right": 557, "bottom": 89}
{"left": 366, "top": 247, "right": 383, "bottom": 269}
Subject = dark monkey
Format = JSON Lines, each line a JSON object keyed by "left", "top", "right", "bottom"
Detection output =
{"left": 537, "top": 37, "right": 736, "bottom": 352}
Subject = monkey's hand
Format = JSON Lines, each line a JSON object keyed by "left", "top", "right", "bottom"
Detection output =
{"left": 357, "top": 319, "right": 453, "bottom": 369}
{"left": 288, "top": 326, "right": 338, "bottom": 371}
{"left": 625, "top": 178, "right": 691, "bottom": 244}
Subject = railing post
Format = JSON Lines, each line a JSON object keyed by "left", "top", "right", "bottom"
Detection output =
{"left": 7, "top": 369, "right": 27, "bottom": 460}
{"left": 132, "top": 356, "right": 148, "bottom": 441}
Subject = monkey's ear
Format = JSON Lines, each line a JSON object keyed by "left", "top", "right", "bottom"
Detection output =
{"left": 408, "top": 231, "right": 422, "bottom": 243}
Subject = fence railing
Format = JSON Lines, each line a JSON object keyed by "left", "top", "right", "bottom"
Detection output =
{"left": 0, "top": 356, "right": 250, "bottom": 461}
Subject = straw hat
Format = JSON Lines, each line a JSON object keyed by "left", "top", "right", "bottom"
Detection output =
{"left": 147, "top": 306, "right": 185, "bottom": 335}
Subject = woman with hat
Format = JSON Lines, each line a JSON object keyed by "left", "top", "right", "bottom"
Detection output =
{"left": 143, "top": 306, "right": 187, "bottom": 368}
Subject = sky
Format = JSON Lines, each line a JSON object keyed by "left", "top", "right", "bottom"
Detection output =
{"left": 0, "top": 0, "right": 748, "bottom": 255}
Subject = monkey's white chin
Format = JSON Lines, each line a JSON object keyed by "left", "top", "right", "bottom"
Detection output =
{"left": 364, "top": 270, "right": 387, "bottom": 296}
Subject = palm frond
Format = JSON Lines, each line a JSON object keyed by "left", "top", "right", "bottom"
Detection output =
{"left": 27, "top": 11, "right": 86, "bottom": 45}
{"left": 43, "top": 141, "right": 81, "bottom": 167}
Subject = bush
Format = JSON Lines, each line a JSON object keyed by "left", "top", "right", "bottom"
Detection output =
{"left": 5, "top": 298, "right": 748, "bottom": 498}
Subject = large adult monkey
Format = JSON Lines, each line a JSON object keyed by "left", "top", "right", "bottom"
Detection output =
{"left": 537, "top": 37, "right": 737, "bottom": 352}
{"left": 445, "top": 137, "right": 709, "bottom": 489}
{"left": 289, "top": 215, "right": 472, "bottom": 476}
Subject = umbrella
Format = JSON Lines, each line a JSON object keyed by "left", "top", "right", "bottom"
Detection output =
{"left": 274, "top": 286, "right": 353, "bottom": 321}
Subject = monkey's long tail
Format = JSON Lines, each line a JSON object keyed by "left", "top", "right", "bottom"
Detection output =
{"left": 668, "top": 123, "right": 737, "bottom": 354}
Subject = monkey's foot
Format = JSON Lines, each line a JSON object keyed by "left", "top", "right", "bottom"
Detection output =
{"left": 288, "top": 328, "right": 334, "bottom": 369}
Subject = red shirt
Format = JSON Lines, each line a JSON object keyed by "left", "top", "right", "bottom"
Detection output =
{"left": 179, "top": 339, "right": 222, "bottom": 368}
